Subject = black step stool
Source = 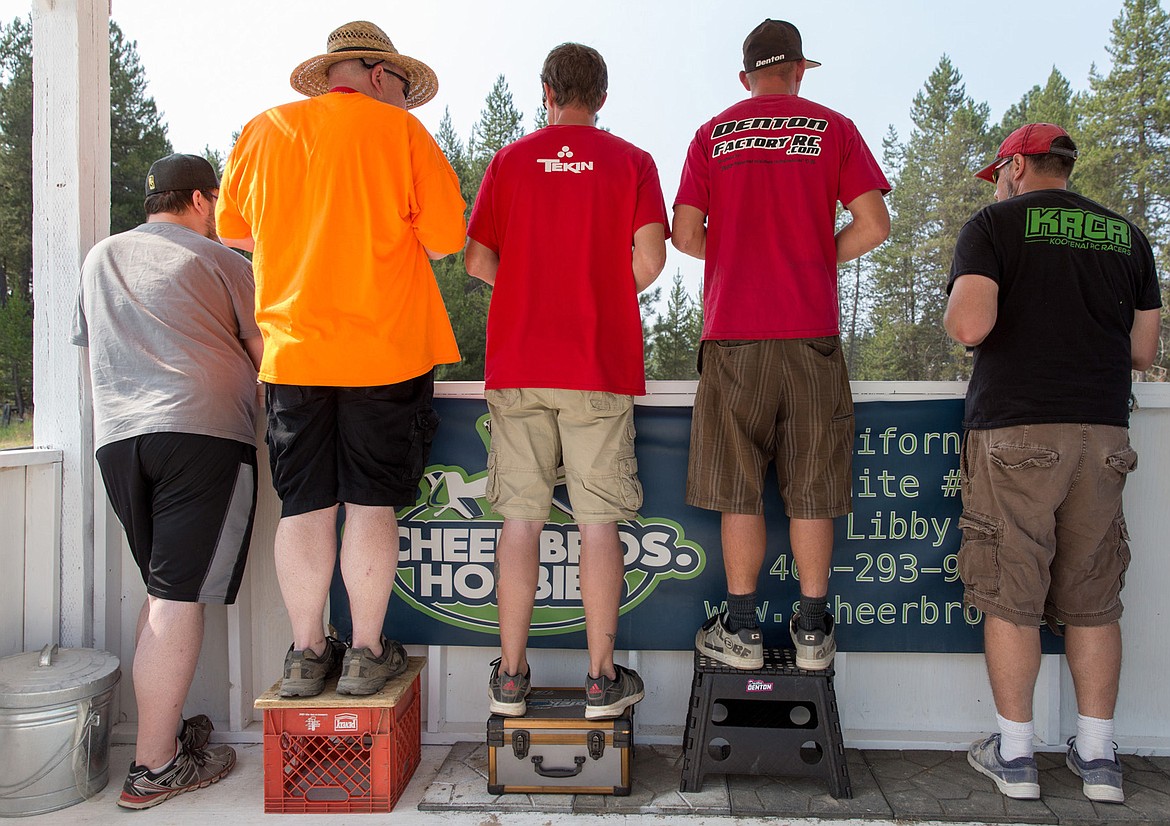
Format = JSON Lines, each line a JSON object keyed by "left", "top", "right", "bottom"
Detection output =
{"left": 680, "top": 648, "right": 850, "bottom": 798}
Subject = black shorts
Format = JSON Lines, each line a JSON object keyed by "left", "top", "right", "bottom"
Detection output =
{"left": 96, "top": 433, "right": 257, "bottom": 604}
{"left": 265, "top": 372, "right": 439, "bottom": 517}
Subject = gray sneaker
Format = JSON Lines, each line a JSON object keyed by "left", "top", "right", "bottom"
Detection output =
{"left": 967, "top": 733, "right": 1040, "bottom": 799}
{"left": 789, "top": 612, "right": 837, "bottom": 670}
{"left": 1066, "top": 737, "right": 1124, "bottom": 803}
{"left": 585, "top": 664, "right": 645, "bottom": 720}
{"left": 695, "top": 612, "right": 764, "bottom": 669}
{"left": 278, "top": 637, "right": 346, "bottom": 697}
{"left": 487, "top": 658, "right": 531, "bottom": 717}
{"left": 179, "top": 714, "right": 213, "bottom": 751}
{"left": 117, "top": 743, "right": 236, "bottom": 809}
{"left": 336, "top": 636, "right": 408, "bottom": 696}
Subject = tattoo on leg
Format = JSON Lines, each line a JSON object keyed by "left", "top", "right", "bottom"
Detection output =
{"left": 607, "top": 632, "right": 616, "bottom": 644}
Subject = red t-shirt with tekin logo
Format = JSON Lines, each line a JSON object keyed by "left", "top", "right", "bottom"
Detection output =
{"left": 468, "top": 124, "right": 669, "bottom": 395}
{"left": 675, "top": 94, "right": 889, "bottom": 341}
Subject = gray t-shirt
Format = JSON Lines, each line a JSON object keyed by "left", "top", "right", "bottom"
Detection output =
{"left": 72, "top": 221, "right": 261, "bottom": 449}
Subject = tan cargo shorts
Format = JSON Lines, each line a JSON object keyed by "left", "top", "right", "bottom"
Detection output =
{"left": 958, "top": 423, "right": 1137, "bottom": 628}
{"left": 485, "top": 388, "right": 642, "bottom": 524}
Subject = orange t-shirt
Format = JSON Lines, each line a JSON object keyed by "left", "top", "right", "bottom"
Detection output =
{"left": 217, "top": 92, "right": 465, "bottom": 386}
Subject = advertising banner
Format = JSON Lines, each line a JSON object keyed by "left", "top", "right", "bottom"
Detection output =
{"left": 330, "top": 396, "right": 1063, "bottom": 654}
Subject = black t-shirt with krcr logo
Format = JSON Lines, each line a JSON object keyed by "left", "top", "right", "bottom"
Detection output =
{"left": 948, "top": 189, "right": 1162, "bottom": 429}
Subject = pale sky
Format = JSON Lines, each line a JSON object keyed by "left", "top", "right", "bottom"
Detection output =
{"left": 11, "top": 0, "right": 1124, "bottom": 295}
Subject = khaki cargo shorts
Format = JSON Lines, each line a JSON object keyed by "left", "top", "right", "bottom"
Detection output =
{"left": 685, "top": 337, "right": 854, "bottom": 518}
{"left": 958, "top": 423, "right": 1137, "bottom": 628}
{"left": 485, "top": 388, "right": 642, "bottom": 524}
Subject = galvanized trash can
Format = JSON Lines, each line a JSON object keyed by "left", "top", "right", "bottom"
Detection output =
{"left": 0, "top": 644, "right": 120, "bottom": 817}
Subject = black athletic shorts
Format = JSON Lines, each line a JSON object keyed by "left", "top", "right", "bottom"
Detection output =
{"left": 265, "top": 371, "right": 439, "bottom": 517}
{"left": 96, "top": 433, "right": 257, "bottom": 604}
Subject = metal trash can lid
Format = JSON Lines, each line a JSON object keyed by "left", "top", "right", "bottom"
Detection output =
{"left": 0, "top": 644, "right": 120, "bottom": 709}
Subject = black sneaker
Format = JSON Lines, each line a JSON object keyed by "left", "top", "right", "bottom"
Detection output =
{"left": 695, "top": 611, "right": 764, "bottom": 669}
{"left": 336, "top": 635, "right": 408, "bottom": 696}
{"left": 278, "top": 637, "right": 346, "bottom": 697}
{"left": 117, "top": 744, "right": 236, "bottom": 809}
{"left": 179, "top": 714, "right": 213, "bottom": 751}
{"left": 487, "top": 657, "right": 531, "bottom": 717}
{"left": 585, "top": 664, "right": 645, "bottom": 720}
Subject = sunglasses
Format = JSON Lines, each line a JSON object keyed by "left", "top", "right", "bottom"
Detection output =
{"left": 991, "top": 156, "right": 1013, "bottom": 183}
{"left": 362, "top": 59, "right": 410, "bottom": 99}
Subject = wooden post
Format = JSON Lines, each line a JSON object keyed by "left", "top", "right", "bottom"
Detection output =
{"left": 31, "top": 0, "right": 111, "bottom": 647}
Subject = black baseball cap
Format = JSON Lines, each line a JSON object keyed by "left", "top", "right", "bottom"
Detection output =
{"left": 743, "top": 19, "right": 821, "bottom": 73}
{"left": 145, "top": 153, "right": 218, "bottom": 196}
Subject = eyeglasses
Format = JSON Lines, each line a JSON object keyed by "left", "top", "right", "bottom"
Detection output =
{"left": 362, "top": 59, "right": 410, "bottom": 99}
{"left": 991, "top": 156, "right": 1013, "bottom": 183}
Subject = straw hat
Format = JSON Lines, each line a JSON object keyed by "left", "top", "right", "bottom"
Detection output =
{"left": 289, "top": 21, "right": 438, "bottom": 109}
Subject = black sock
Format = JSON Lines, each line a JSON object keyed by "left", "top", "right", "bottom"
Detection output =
{"left": 725, "top": 591, "right": 758, "bottom": 632}
{"left": 799, "top": 594, "right": 828, "bottom": 632}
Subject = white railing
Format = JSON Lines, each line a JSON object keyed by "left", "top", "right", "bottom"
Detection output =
{"left": 0, "top": 448, "right": 63, "bottom": 659}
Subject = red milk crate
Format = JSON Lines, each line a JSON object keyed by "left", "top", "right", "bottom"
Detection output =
{"left": 256, "top": 656, "right": 425, "bottom": 814}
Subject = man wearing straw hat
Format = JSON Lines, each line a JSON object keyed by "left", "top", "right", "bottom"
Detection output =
{"left": 217, "top": 21, "right": 465, "bottom": 697}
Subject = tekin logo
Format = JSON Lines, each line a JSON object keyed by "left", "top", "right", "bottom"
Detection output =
{"left": 746, "top": 679, "right": 774, "bottom": 692}
{"left": 334, "top": 713, "right": 359, "bottom": 732}
{"left": 537, "top": 145, "right": 594, "bottom": 173}
{"left": 388, "top": 412, "right": 706, "bottom": 636}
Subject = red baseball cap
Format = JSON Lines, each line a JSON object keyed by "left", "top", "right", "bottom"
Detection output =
{"left": 974, "top": 123, "right": 1078, "bottom": 182}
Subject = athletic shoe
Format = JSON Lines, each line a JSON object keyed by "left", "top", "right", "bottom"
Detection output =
{"left": 967, "top": 733, "right": 1040, "bottom": 800}
{"left": 179, "top": 714, "right": 213, "bottom": 751}
{"left": 278, "top": 637, "right": 346, "bottom": 697}
{"left": 585, "top": 664, "right": 645, "bottom": 720}
{"left": 1066, "top": 737, "right": 1125, "bottom": 803}
{"left": 695, "top": 612, "right": 764, "bottom": 669}
{"left": 487, "top": 657, "right": 531, "bottom": 717}
{"left": 117, "top": 743, "right": 236, "bottom": 810}
{"left": 336, "top": 636, "right": 408, "bottom": 696}
{"left": 789, "top": 612, "right": 837, "bottom": 671}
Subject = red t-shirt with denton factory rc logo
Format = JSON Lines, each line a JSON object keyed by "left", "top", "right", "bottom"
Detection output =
{"left": 675, "top": 95, "right": 889, "bottom": 341}
{"left": 468, "top": 124, "right": 669, "bottom": 396}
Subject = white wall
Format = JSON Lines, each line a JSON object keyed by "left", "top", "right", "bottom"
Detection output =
{"left": 84, "top": 382, "right": 1170, "bottom": 754}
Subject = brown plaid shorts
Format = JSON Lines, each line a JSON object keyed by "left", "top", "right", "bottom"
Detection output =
{"left": 685, "top": 337, "right": 854, "bottom": 518}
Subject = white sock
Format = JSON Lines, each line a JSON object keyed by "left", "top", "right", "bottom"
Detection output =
{"left": 1075, "top": 714, "right": 1116, "bottom": 762}
{"left": 996, "top": 713, "right": 1035, "bottom": 761}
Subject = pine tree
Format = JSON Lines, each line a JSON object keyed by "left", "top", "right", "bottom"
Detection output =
{"left": 647, "top": 272, "right": 702, "bottom": 380}
{"left": 1077, "top": 0, "right": 1170, "bottom": 377}
{"left": 0, "top": 17, "right": 33, "bottom": 414}
{"left": 433, "top": 84, "right": 525, "bottom": 381}
{"left": 109, "top": 21, "right": 171, "bottom": 234}
{"left": 863, "top": 58, "right": 995, "bottom": 381}
{"left": 997, "top": 68, "right": 1078, "bottom": 144}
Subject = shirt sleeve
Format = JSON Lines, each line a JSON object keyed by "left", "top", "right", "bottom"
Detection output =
{"left": 1133, "top": 229, "right": 1163, "bottom": 311}
{"left": 222, "top": 252, "right": 260, "bottom": 339}
{"left": 70, "top": 273, "right": 88, "bottom": 347}
{"left": 837, "top": 118, "right": 891, "bottom": 207}
{"left": 409, "top": 118, "right": 467, "bottom": 255}
{"left": 466, "top": 155, "right": 500, "bottom": 253}
{"left": 947, "top": 211, "right": 1000, "bottom": 294}
{"left": 634, "top": 153, "right": 671, "bottom": 239}
{"left": 673, "top": 125, "right": 711, "bottom": 213}
{"left": 215, "top": 124, "right": 253, "bottom": 241}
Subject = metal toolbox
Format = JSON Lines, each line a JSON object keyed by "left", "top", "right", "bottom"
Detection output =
{"left": 486, "top": 687, "right": 632, "bottom": 795}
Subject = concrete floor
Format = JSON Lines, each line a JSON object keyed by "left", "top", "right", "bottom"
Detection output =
{"left": 11, "top": 741, "right": 1076, "bottom": 826}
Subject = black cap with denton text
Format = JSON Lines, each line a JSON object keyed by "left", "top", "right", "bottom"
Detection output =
{"left": 145, "top": 153, "right": 218, "bottom": 196}
{"left": 742, "top": 19, "right": 821, "bottom": 73}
